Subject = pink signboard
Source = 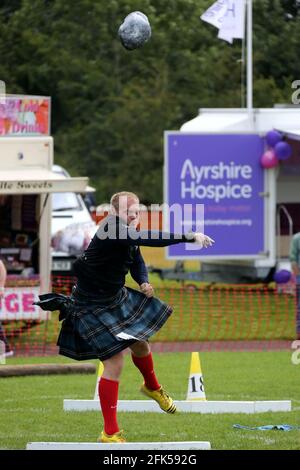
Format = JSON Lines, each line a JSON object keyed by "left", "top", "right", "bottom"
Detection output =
{"left": 0, "top": 287, "right": 41, "bottom": 320}
{"left": 0, "top": 95, "right": 50, "bottom": 136}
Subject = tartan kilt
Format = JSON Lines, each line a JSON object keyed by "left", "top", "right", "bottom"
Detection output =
{"left": 57, "top": 286, "right": 173, "bottom": 361}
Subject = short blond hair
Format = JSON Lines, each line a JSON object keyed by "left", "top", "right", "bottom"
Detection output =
{"left": 110, "top": 191, "right": 139, "bottom": 211}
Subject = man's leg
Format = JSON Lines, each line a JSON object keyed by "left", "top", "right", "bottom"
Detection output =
{"left": 99, "top": 352, "right": 124, "bottom": 439}
{"left": 130, "top": 341, "right": 176, "bottom": 414}
{"left": 130, "top": 341, "right": 160, "bottom": 390}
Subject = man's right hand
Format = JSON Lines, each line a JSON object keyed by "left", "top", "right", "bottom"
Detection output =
{"left": 194, "top": 233, "right": 215, "bottom": 248}
{"left": 140, "top": 283, "right": 154, "bottom": 298}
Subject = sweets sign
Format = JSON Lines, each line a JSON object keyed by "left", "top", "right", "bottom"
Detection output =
{"left": 0, "top": 96, "right": 50, "bottom": 136}
{"left": 0, "top": 181, "right": 54, "bottom": 193}
{"left": 0, "top": 287, "right": 42, "bottom": 320}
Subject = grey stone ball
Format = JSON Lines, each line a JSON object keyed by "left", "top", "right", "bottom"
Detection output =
{"left": 118, "top": 11, "right": 151, "bottom": 51}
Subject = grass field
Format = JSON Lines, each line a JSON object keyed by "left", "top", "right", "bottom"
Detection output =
{"left": 0, "top": 352, "right": 299, "bottom": 450}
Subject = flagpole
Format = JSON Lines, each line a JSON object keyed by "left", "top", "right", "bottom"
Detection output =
{"left": 247, "top": 0, "right": 253, "bottom": 113}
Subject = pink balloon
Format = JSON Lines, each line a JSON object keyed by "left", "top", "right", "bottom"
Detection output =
{"left": 260, "top": 149, "right": 279, "bottom": 169}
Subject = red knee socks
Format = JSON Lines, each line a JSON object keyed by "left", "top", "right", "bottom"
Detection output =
{"left": 131, "top": 352, "right": 160, "bottom": 391}
{"left": 98, "top": 377, "right": 119, "bottom": 435}
{"left": 99, "top": 354, "right": 160, "bottom": 435}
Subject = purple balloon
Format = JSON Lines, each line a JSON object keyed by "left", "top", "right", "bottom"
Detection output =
{"left": 274, "top": 269, "right": 292, "bottom": 284}
{"left": 274, "top": 141, "right": 292, "bottom": 160}
{"left": 260, "top": 149, "right": 279, "bottom": 169}
{"left": 266, "top": 130, "right": 282, "bottom": 148}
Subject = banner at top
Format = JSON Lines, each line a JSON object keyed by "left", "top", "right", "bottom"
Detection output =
{"left": 0, "top": 95, "right": 50, "bottom": 136}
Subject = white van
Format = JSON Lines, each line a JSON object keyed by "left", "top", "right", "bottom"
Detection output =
{"left": 51, "top": 165, "right": 97, "bottom": 273}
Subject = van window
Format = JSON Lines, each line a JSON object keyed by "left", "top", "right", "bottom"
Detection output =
{"left": 52, "top": 192, "right": 81, "bottom": 211}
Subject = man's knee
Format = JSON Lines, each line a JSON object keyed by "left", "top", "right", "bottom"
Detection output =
{"left": 103, "top": 352, "right": 124, "bottom": 379}
{"left": 130, "top": 341, "right": 150, "bottom": 357}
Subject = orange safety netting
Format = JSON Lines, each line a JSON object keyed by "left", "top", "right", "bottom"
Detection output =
{"left": 0, "top": 275, "right": 297, "bottom": 356}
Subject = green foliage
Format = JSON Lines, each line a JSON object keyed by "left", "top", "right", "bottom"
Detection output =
{"left": 0, "top": 0, "right": 299, "bottom": 202}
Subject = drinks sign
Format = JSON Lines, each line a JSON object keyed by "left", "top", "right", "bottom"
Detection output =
{"left": 0, "top": 95, "right": 50, "bottom": 136}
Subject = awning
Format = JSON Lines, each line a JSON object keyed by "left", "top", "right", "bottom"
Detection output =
{"left": 276, "top": 129, "right": 300, "bottom": 141}
{"left": 85, "top": 185, "right": 96, "bottom": 193}
{"left": 0, "top": 169, "right": 90, "bottom": 194}
{"left": 181, "top": 112, "right": 253, "bottom": 132}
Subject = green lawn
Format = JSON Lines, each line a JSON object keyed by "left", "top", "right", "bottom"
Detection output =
{"left": 0, "top": 352, "right": 300, "bottom": 450}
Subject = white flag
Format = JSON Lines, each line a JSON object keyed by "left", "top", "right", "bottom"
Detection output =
{"left": 201, "top": 0, "right": 246, "bottom": 44}
{"left": 200, "top": 0, "right": 229, "bottom": 29}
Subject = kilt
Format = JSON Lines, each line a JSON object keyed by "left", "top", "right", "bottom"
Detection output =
{"left": 53, "top": 285, "right": 172, "bottom": 361}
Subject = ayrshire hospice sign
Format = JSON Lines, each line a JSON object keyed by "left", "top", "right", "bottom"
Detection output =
{"left": 165, "top": 133, "right": 265, "bottom": 258}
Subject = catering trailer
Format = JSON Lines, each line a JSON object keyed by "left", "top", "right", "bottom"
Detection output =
{"left": 0, "top": 95, "right": 91, "bottom": 320}
{"left": 164, "top": 108, "right": 300, "bottom": 282}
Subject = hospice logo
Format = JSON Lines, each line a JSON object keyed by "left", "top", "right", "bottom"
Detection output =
{"left": 180, "top": 159, "right": 253, "bottom": 203}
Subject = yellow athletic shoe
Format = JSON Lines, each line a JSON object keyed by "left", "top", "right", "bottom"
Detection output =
{"left": 98, "top": 430, "right": 126, "bottom": 443}
{"left": 140, "top": 384, "right": 177, "bottom": 414}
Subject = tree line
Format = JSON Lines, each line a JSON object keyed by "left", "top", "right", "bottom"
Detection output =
{"left": 0, "top": 0, "right": 299, "bottom": 203}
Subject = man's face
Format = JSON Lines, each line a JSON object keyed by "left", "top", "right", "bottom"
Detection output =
{"left": 117, "top": 196, "right": 140, "bottom": 228}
